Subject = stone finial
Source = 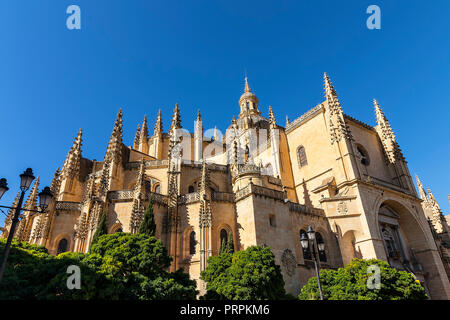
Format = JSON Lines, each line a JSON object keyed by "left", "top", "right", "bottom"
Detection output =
{"left": 24, "top": 177, "right": 40, "bottom": 210}
{"left": 244, "top": 76, "right": 251, "bottom": 93}
{"left": 133, "top": 124, "right": 141, "bottom": 149}
{"left": 61, "top": 128, "right": 83, "bottom": 179}
{"left": 286, "top": 115, "right": 290, "bottom": 126}
{"left": 154, "top": 109, "right": 163, "bottom": 136}
{"left": 139, "top": 115, "right": 149, "bottom": 145}
{"left": 170, "top": 103, "right": 182, "bottom": 132}
{"left": 415, "top": 174, "right": 428, "bottom": 200}
{"left": 105, "top": 109, "right": 123, "bottom": 163}
{"left": 4, "top": 191, "right": 21, "bottom": 225}
{"left": 323, "top": 72, "right": 352, "bottom": 144}
{"left": 269, "top": 105, "right": 276, "bottom": 128}
{"left": 50, "top": 167, "right": 62, "bottom": 197}
{"left": 374, "top": 99, "right": 404, "bottom": 163}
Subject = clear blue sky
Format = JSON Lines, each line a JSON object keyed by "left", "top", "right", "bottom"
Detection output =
{"left": 0, "top": 0, "right": 449, "bottom": 224}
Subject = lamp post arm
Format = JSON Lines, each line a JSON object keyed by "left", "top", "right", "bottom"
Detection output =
{"left": 0, "top": 190, "right": 26, "bottom": 282}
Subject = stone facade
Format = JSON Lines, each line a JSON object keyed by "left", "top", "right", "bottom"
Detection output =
{"left": 2, "top": 74, "right": 450, "bottom": 299}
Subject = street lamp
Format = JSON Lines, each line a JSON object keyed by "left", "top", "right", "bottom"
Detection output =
{"left": 0, "top": 179, "right": 8, "bottom": 200}
{"left": 38, "top": 187, "right": 53, "bottom": 211}
{"left": 0, "top": 168, "right": 53, "bottom": 282}
{"left": 302, "top": 226, "right": 324, "bottom": 300}
{"left": 19, "top": 168, "right": 35, "bottom": 191}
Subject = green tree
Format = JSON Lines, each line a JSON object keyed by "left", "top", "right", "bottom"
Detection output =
{"left": 201, "top": 245, "right": 286, "bottom": 300}
{"left": 298, "top": 258, "right": 427, "bottom": 300}
{"left": 0, "top": 233, "right": 198, "bottom": 300}
{"left": 139, "top": 196, "right": 156, "bottom": 236}
{"left": 91, "top": 212, "right": 108, "bottom": 246}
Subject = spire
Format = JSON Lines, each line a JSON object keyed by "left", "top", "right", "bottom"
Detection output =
{"left": 154, "top": 109, "right": 163, "bottom": 136}
{"left": 24, "top": 177, "right": 40, "bottom": 211}
{"left": 374, "top": 99, "right": 404, "bottom": 163}
{"left": 239, "top": 76, "right": 260, "bottom": 117}
{"left": 105, "top": 109, "right": 123, "bottom": 163}
{"left": 140, "top": 115, "right": 149, "bottom": 145}
{"left": 50, "top": 167, "right": 62, "bottom": 198}
{"left": 61, "top": 128, "right": 82, "bottom": 179}
{"left": 195, "top": 109, "right": 203, "bottom": 132}
{"left": 244, "top": 76, "right": 251, "bottom": 93}
{"left": 133, "top": 124, "right": 141, "bottom": 149}
{"left": 170, "top": 103, "right": 182, "bottom": 132}
{"left": 324, "top": 72, "right": 337, "bottom": 98}
{"left": 97, "top": 158, "right": 111, "bottom": 198}
{"left": 5, "top": 191, "right": 21, "bottom": 225}
{"left": 415, "top": 174, "right": 428, "bottom": 200}
{"left": 323, "top": 72, "right": 352, "bottom": 144}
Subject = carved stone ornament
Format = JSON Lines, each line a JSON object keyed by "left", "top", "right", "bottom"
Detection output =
{"left": 337, "top": 201, "right": 348, "bottom": 214}
{"left": 281, "top": 249, "right": 297, "bottom": 277}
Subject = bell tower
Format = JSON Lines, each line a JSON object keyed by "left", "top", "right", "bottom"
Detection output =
{"left": 239, "top": 77, "right": 260, "bottom": 118}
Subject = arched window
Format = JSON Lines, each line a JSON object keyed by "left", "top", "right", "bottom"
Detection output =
{"left": 154, "top": 184, "right": 161, "bottom": 194}
{"left": 220, "top": 229, "right": 228, "bottom": 248}
{"left": 57, "top": 238, "right": 68, "bottom": 255}
{"left": 116, "top": 228, "right": 123, "bottom": 233}
{"left": 297, "top": 146, "right": 308, "bottom": 168}
{"left": 188, "top": 185, "right": 195, "bottom": 193}
{"left": 356, "top": 145, "right": 370, "bottom": 166}
{"left": 315, "top": 232, "right": 327, "bottom": 262}
{"left": 300, "top": 230, "right": 312, "bottom": 260}
{"left": 189, "top": 231, "right": 196, "bottom": 255}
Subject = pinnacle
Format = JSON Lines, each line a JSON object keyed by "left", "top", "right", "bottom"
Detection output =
{"left": 324, "top": 72, "right": 337, "bottom": 98}
{"left": 244, "top": 76, "right": 251, "bottom": 93}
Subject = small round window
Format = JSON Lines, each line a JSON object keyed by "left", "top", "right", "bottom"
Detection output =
{"left": 356, "top": 145, "right": 370, "bottom": 166}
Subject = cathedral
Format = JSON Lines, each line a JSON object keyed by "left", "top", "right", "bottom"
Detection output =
{"left": 2, "top": 73, "right": 450, "bottom": 299}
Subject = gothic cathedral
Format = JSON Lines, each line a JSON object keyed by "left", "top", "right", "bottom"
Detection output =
{"left": 2, "top": 74, "right": 450, "bottom": 299}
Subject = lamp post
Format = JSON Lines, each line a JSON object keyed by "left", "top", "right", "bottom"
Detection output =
{"left": 301, "top": 226, "right": 325, "bottom": 300}
{"left": 0, "top": 168, "right": 53, "bottom": 282}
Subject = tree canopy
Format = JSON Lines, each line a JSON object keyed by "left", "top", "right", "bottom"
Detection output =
{"left": 139, "top": 196, "right": 156, "bottom": 236}
{"left": 0, "top": 233, "right": 197, "bottom": 300}
{"left": 90, "top": 212, "right": 108, "bottom": 246}
{"left": 201, "top": 245, "right": 286, "bottom": 300}
{"left": 298, "top": 258, "right": 428, "bottom": 300}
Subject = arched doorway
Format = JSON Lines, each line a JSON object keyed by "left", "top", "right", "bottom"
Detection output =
{"left": 57, "top": 238, "right": 68, "bottom": 255}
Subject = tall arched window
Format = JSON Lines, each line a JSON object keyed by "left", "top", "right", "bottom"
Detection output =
{"left": 189, "top": 231, "right": 196, "bottom": 255}
{"left": 220, "top": 229, "right": 228, "bottom": 251}
{"left": 154, "top": 184, "right": 161, "bottom": 194}
{"left": 297, "top": 146, "right": 308, "bottom": 168}
{"left": 300, "top": 230, "right": 312, "bottom": 260}
{"left": 188, "top": 185, "right": 195, "bottom": 193}
{"left": 57, "top": 238, "right": 68, "bottom": 255}
{"left": 315, "top": 232, "right": 327, "bottom": 262}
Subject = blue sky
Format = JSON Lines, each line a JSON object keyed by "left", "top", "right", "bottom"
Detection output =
{"left": 0, "top": 0, "right": 449, "bottom": 224}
